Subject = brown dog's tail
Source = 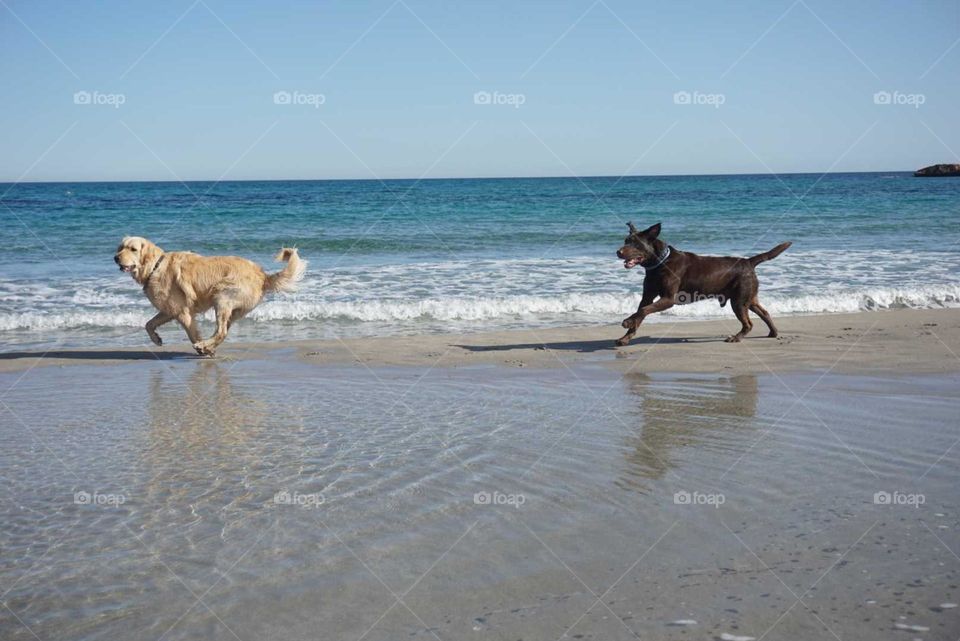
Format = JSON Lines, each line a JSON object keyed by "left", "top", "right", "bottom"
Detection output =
{"left": 265, "top": 248, "right": 307, "bottom": 293}
{"left": 748, "top": 241, "right": 792, "bottom": 267}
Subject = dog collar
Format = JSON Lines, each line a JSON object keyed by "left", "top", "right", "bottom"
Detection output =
{"left": 643, "top": 246, "right": 671, "bottom": 271}
{"left": 143, "top": 255, "right": 165, "bottom": 287}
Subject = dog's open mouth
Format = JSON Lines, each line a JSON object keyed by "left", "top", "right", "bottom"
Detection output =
{"left": 623, "top": 257, "right": 643, "bottom": 269}
{"left": 119, "top": 264, "right": 134, "bottom": 273}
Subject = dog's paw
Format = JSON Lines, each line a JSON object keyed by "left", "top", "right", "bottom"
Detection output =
{"left": 193, "top": 342, "right": 215, "bottom": 357}
{"left": 615, "top": 337, "right": 631, "bottom": 347}
{"left": 148, "top": 333, "right": 163, "bottom": 347}
{"left": 724, "top": 335, "right": 741, "bottom": 343}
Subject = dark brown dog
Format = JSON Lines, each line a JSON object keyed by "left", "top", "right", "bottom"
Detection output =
{"left": 615, "top": 222, "right": 791, "bottom": 346}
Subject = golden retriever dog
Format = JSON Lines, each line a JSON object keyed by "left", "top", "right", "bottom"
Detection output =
{"left": 114, "top": 237, "right": 307, "bottom": 356}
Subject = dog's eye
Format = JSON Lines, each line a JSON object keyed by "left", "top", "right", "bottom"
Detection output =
{"left": 131, "top": 247, "right": 138, "bottom": 252}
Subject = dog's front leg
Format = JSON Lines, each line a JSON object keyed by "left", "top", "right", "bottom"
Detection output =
{"left": 616, "top": 296, "right": 654, "bottom": 346}
{"left": 616, "top": 297, "right": 676, "bottom": 346}
{"left": 146, "top": 312, "right": 174, "bottom": 346}
{"left": 615, "top": 327, "right": 637, "bottom": 347}
{"left": 617, "top": 277, "right": 663, "bottom": 346}
{"left": 640, "top": 297, "right": 676, "bottom": 316}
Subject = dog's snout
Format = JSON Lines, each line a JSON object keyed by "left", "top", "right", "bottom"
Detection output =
{"left": 114, "top": 254, "right": 120, "bottom": 264}
{"left": 616, "top": 249, "right": 624, "bottom": 259}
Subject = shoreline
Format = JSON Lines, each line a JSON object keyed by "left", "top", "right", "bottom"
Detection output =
{"left": 2, "top": 307, "right": 958, "bottom": 375}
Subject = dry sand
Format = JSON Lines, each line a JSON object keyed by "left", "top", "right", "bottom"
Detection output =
{"left": 3, "top": 308, "right": 959, "bottom": 375}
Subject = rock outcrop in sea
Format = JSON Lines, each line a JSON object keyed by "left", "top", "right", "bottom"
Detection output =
{"left": 914, "top": 163, "right": 960, "bottom": 177}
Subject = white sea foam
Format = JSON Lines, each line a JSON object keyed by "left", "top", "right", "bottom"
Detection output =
{"left": 2, "top": 251, "right": 959, "bottom": 343}
{"left": 0, "top": 310, "right": 151, "bottom": 331}
{"left": 1, "top": 285, "right": 959, "bottom": 333}
{"left": 253, "top": 285, "right": 960, "bottom": 322}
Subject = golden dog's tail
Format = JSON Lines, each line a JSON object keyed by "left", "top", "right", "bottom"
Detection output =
{"left": 265, "top": 248, "right": 307, "bottom": 293}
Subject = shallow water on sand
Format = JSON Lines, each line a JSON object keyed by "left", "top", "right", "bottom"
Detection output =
{"left": 1, "top": 360, "right": 957, "bottom": 640}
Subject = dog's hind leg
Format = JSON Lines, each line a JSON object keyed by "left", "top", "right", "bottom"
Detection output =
{"left": 725, "top": 304, "right": 753, "bottom": 343}
{"left": 749, "top": 300, "right": 778, "bottom": 338}
{"left": 227, "top": 308, "right": 246, "bottom": 330}
{"left": 146, "top": 312, "right": 173, "bottom": 346}
{"left": 194, "top": 302, "right": 236, "bottom": 357}
{"left": 177, "top": 310, "right": 203, "bottom": 348}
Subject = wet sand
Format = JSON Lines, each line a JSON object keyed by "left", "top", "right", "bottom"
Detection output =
{"left": 1, "top": 310, "right": 958, "bottom": 640}
{"left": 2, "top": 308, "right": 959, "bottom": 375}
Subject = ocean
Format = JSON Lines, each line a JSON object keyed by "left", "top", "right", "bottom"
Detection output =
{"left": 1, "top": 172, "right": 958, "bottom": 349}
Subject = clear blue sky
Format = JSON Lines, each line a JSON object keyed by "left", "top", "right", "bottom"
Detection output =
{"left": 1, "top": 0, "right": 958, "bottom": 181}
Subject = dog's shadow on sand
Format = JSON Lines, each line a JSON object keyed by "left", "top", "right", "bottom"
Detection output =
{"left": 0, "top": 350, "right": 201, "bottom": 362}
{"left": 455, "top": 335, "right": 718, "bottom": 354}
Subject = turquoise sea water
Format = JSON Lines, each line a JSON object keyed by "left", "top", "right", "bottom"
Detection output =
{"left": 1, "top": 172, "right": 958, "bottom": 348}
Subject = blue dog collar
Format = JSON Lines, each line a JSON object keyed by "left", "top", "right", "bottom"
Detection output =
{"left": 644, "top": 246, "right": 671, "bottom": 271}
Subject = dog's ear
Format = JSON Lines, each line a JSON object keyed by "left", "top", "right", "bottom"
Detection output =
{"left": 139, "top": 239, "right": 160, "bottom": 269}
{"left": 641, "top": 222, "right": 662, "bottom": 239}
{"left": 626, "top": 222, "right": 638, "bottom": 235}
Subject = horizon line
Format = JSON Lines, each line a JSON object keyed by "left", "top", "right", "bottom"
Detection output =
{"left": 0, "top": 168, "right": 921, "bottom": 185}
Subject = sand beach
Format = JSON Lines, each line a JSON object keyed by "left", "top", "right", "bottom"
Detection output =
{"left": 2, "top": 308, "right": 958, "bottom": 640}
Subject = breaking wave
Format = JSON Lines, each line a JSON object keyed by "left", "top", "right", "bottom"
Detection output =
{"left": 2, "top": 285, "right": 958, "bottom": 332}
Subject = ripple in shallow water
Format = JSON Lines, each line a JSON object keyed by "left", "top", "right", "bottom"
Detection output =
{"left": 1, "top": 361, "right": 957, "bottom": 640}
